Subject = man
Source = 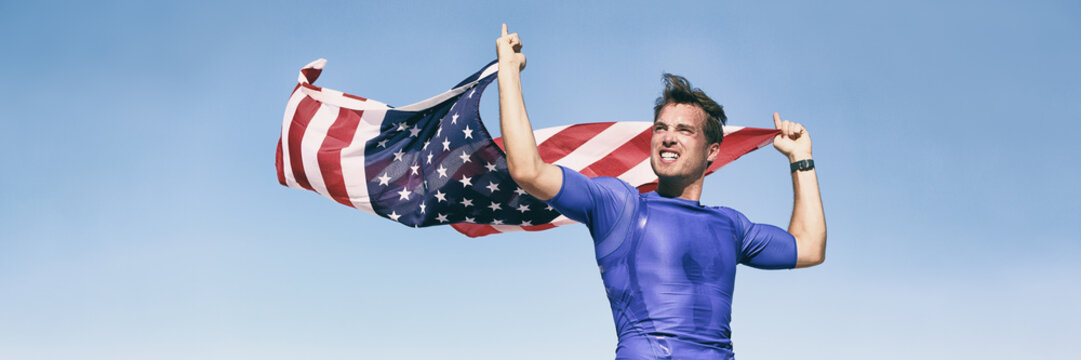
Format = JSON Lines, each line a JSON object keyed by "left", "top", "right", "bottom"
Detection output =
{"left": 495, "top": 24, "right": 826, "bottom": 359}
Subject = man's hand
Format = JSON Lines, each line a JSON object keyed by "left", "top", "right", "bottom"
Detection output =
{"left": 496, "top": 23, "right": 526, "bottom": 72}
{"left": 772, "top": 112, "right": 812, "bottom": 162}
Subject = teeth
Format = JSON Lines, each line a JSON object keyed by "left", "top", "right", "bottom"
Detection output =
{"left": 660, "top": 152, "right": 679, "bottom": 160}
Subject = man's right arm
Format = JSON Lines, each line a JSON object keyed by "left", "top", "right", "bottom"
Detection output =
{"left": 496, "top": 23, "right": 562, "bottom": 200}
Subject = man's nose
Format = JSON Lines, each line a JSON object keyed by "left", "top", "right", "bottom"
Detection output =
{"left": 662, "top": 132, "right": 677, "bottom": 146}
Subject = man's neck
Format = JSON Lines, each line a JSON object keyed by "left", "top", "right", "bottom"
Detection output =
{"left": 655, "top": 177, "right": 705, "bottom": 202}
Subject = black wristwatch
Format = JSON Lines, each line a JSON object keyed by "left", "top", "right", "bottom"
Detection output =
{"left": 790, "top": 159, "right": 815, "bottom": 173}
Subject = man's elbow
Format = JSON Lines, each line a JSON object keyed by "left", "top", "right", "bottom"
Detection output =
{"left": 795, "top": 234, "right": 827, "bottom": 268}
{"left": 803, "top": 253, "right": 826, "bottom": 267}
{"left": 508, "top": 165, "right": 540, "bottom": 185}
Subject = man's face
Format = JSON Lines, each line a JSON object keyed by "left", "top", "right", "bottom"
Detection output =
{"left": 650, "top": 103, "right": 720, "bottom": 183}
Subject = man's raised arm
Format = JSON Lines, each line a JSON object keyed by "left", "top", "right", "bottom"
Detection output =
{"left": 772, "top": 113, "right": 827, "bottom": 268}
{"left": 496, "top": 24, "right": 562, "bottom": 200}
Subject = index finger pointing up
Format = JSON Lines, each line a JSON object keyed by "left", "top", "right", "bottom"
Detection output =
{"left": 773, "top": 112, "right": 782, "bottom": 129}
{"left": 502, "top": 23, "right": 508, "bottom": 36}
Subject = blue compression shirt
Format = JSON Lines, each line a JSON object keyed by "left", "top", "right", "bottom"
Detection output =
{"left": 547, "top": 166, "right": 797, "bottom": 360}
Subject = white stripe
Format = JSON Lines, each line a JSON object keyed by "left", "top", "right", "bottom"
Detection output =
{"left": 340, "top": 108, "right": 387, "bottom": 214}
{"left": 487, "top": 215, "right": 578, "bottom": 234}
{"left": 552, "top": 122, "right": 650, "bottom": 170}
{"left": 533, "top": 124, "right": 571, "bottom": 145}
{"left": 300, "top": 87, "right": 390, "bottom": 111}
{"left": 280, "top": 91, "right": 307, "bottom": 189}
{"left": 299, "top": 103, "right": 340, "bottom": 198}
{"left": 396, "top": 63, "right": 498, "bottom": 111}
{"left": 616, "top": 159, "right": 658, "bottom": 187}
{"left": 721, "top": 125, "right": 744, "bottom": 135}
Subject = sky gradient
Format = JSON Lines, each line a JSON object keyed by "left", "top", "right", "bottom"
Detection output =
{"left": 1, "top": 1, "right": 1079, "bottom": 359}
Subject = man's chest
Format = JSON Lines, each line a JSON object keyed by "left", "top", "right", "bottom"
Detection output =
{"left": 630, "top": 203, "right": 742, "bottom": 281}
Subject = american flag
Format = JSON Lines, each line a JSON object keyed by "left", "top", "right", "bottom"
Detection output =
{"left": 276, "top": 59, "right": 780, "bottom": 237}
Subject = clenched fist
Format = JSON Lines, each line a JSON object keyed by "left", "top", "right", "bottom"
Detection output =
{"left": 772, "top": 112, "right": 813, "bottom": 162}
{"left": 496, "top": 23, "right": 526, "bottom": 72}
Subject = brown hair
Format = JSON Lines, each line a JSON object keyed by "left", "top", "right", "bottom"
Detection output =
{"left": 652, "top": 73, "right": 726, "bottom": 145}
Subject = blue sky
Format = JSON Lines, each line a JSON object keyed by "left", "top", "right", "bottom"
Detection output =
{"left": 1, "top": 0, "right": 1078, "bottom": 359}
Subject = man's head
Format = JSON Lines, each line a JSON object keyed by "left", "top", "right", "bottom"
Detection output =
{"left": 650, "top": 74, "right": 727, "bottom": 186}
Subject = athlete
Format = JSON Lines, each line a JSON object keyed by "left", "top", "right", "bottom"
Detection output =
{"left": 495, "top": 24, "right": 826, "bottom": 359}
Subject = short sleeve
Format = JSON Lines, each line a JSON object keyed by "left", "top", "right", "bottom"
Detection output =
{"left": 545, "top": 165, "right": 636, "bottom": 238}
{"left": 722, "top": 207, "right": 798, "bottom": 270}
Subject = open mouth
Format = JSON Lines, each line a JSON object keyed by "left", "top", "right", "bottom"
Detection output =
{"left": 659, "top": 151, "right": 680, "bottom": 162}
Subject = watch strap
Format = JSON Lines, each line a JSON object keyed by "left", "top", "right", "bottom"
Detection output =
{"left": 790, "top": 159, "right": 815, "bottom": 172}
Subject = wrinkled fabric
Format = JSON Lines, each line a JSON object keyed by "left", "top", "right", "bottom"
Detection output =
{"left": 548, "top": 166, "right": 797, "bottom": 359}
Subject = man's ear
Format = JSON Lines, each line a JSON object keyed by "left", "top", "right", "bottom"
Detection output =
{"left": 706, "top": 142, "right": 721, "bottom": 163}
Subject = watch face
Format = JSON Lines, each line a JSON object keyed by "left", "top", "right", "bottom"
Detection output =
{"left": 791, "top": 160, "right": 813, "bottom": 172}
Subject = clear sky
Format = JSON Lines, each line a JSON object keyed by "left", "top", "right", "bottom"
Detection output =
{"left": 1, "top": 0, "right": 1078, "bottom": 359}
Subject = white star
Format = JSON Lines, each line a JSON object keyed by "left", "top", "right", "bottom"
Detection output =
{"left": 451, "top": 113, "right": 459, "bottom": 124}
{"left": 485, "top": 181, "right": 500, "bottom": 193}
{"left": 426, "top": 152, "right": 433, "bottom": 164}
{"left": 396, "top": 122, "right": 408, "bottom": 131}
{"left": 422, "top": 140, "right": 430, "bottom": 150}
{"left": 377, "top": 139, "right": 388, "bottom": 148}
{"left": 393, "top": 149, "right": 405, "bottom": 162}
{"left": 419, "top": 203, "right": 426, "bottom": 213}
{"left": 514, "top": 187, "right": 527, "bottom": 196}
{"left": 469, "top": 88, "right": 476, "bottom": 98}
{"left": 464, "top": 216, "right": 475, "bottom": 222}
{"left": 410, "top": 164, "right": 420, "bottom": 175}
{"left": 397, "top": 188, "right": 411, "bottom": 200}
{"left": 516, "top": 204, "right": 530, "bottom": 213}
{"left": 442, "top": 138, "right": 451, "bottom": 151}
{"left": 458, "top": 151, "right": 471, "bottom": 163}
{"left": 436, "top": 127, "right": 443, "bottom": 137}
{"left": 387, "top": 211, "right": 401, "bottom": 221}
{"left": 458, "top": 175, "right": 472, "bottom": 187}
{"left": 521, "top": 220, "right": 532, "bottom": 226}
{"left": 434, "top": 190, "right": 447, "bottom": 202}
{"left": 488, "top": 201, "right": 501, "bottom": 211}
{"left": 461, "top": 197, "right": 473, "bottom": 207}
{"left": 462, "top": 125, "right": 473, "bottom": 139}
{"left": 436, "top": 165, "right": 448, "bottom": 178}
{"left": 436, "top": 213, "right": 449, "bottom": 223}
{"left": 492, "top": 219, "right": 503, "bottom": 225}
{"left": 409, "top": 125, "right": 421, "bottom": 137}
{"left": 376, "top": 173, "right": 392, "bottom": 186}
{"left": 485, "top": 162, "right": 498, "bottom": 172}
{"left": 546, "top": 204, "right": 554, "bottom": 211}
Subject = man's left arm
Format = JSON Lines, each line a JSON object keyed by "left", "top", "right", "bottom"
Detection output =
{"left": 772, "top": 112, "right": 826, "bottom": 268}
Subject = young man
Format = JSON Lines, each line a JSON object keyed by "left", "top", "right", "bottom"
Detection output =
{"left": 496, "top": 24, "right": 826, "bottom": 359}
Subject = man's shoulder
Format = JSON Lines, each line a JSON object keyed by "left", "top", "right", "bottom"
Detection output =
{"left": 705, "top": 205, "right": 748, "bottom": 223}
{"left": 590, "top": 176, "right": 636, "bottom": 193}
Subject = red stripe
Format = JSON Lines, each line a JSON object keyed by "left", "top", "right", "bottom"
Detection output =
{"left": 300, "top": 67, "right": 322, "bottom": 83}
{"left": 536, "top": 122, "right": 614, "bottom": 163}
{"left": 494, "top": 122, "right": 618, "bottom": 163}
{"left": 521, "top": 223, "right": 557, "bottom": 231}
{"left": 286, "top": 96, "right": 321, "bottom": 190}
{"left": 343, "top": 93, "right": 368, "bottom": 101}
{"left": 275, "top": 138, "right": 287, "bottom": 185}
{"left": 317, "top": 108, "right": 364, "bottom": 207}
{"left": 704, "top": 129, "right": 779, "bottom": 175}
{"left": 579, "top": 129, "right": 651, "bottom": 178}
{"left": 451, "top": 223, "right": 500, "bottom": 238}
{"left": 451, "top": 221, "right": 559, "bottom": 238}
